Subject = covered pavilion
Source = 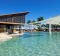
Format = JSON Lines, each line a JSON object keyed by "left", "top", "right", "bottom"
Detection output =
{"left": 37, "top": 15, "right": 60, "bottom": 34}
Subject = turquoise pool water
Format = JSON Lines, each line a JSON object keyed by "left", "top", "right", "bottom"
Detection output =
{"left": 0, "top": 32, "right": 60, "bottom": 56}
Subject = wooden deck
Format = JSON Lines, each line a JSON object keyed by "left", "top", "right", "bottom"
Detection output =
{"left": 0, "top": 22, "right": 25, "bottom": 25}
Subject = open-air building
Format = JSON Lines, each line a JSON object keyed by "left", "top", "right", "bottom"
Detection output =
{"left": 0, "top": 12, "right": 29, "bottom": 34}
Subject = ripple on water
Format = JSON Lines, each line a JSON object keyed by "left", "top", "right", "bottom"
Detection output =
{"left": 0, "top": 32, "right": 60, "bottom": 56}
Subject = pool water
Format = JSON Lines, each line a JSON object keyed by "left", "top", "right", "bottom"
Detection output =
{"left": 0, "top": 32, "right": 60, "bottom": 56}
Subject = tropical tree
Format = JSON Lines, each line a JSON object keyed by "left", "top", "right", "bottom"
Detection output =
{"left": 31, "top": 20, "right": 35, "bottom": 23}
{"left": 27, "top": 20, "right": 31, "bottom": 24}
{"left": 37, "top": 16, "right": 44, "bottom": 31}
{"left": 37, "top": 16, "right": 44, "bottom": 21}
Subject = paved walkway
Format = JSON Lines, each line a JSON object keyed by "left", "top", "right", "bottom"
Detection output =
{"left": 0, "top": 32, "right": 23, "bottom": 42}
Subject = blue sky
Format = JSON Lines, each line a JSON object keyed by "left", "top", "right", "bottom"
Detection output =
{"left": 0, "top": 0, "right": 60, "bottom": 22}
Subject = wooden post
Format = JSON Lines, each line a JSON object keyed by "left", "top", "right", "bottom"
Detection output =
{"left": 19, "top": 25, "right": 21, "bottom": 33}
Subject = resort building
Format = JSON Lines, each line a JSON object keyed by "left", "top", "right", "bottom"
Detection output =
{"left": 0, "top": 12, "right": 29, "bottom": 34}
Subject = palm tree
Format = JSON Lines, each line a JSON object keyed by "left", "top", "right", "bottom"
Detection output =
{"left": 37, "top": 16, "right": 44, "bottom": 31}
{"left": 37, "top": 16, "right": 44, "bottom": 21}
{"left": 31, "top": 20, "right": 35, "bottom": 23}
{"left": 27, "top": 20, "right": 31, "bottom": 24}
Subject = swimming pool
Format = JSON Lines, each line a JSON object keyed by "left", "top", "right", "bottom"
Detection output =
{"left": 0, "top": 32, "right": 60, "bottom": 56}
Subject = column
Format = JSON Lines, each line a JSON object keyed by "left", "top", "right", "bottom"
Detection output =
{"left": 19, "top": 25, "right": 21, "bottom": 33}
{"left": 49, "top": 23, "right": 51, "bottom": 34}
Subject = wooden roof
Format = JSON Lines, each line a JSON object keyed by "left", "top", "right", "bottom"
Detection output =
{"left": 0, "top": 12, "right": 29, "bottom": 17}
